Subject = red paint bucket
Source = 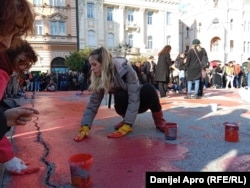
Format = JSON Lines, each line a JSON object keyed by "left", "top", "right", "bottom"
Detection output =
{"left": 224, "top": 122, "right": 239, "bottom": 142}
{"left": 164, "top": 122, "right": 178, "bottom": 140}
{"left": 68, "top": 153, "right": 93, "bottom": 188}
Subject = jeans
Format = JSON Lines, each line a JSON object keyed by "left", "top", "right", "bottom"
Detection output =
{"left": 187, "top": 79, "right": 200, "bottom": 95}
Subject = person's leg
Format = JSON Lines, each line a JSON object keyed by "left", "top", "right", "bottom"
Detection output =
{"left": 198, "top": 78, "right": 203, "bottom": 97}
{"left": 225, "top": 76, "right": 230, "bottom": 89}
{"left": 230, "top": 76, "right": 235, "bottom": 88}
{"left": 184, "top": 80, "right": 192, "bottom": 99}
{"left": 194, "top": 79, "right": 201, "bottom": 97}
{"left": 109, "top": 89, "right": 132, "bottom": 138}
{"left": 114, "top": 89, "right": 128, "bottom": 117}
{"left": 157, "top": 82, "right": 166, "bottom": 97}
{"left": 139, "top": 83, "right": 168, "bottom": 132}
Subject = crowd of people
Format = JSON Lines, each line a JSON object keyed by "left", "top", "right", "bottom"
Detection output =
{"left": 130, "top": 40, "right": 249, "bottom": 100}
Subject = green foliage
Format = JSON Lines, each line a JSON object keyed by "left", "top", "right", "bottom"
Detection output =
{"left": 65, "top": 48, "right": 92, "bottom": 72}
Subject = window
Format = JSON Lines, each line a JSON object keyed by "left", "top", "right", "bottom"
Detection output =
{"left": 166, "top": 36, "right": 171, "bottom": 45}
{"left": 247, "top": 42, "right": 250, "bottom": 53}
{"left": 35, "top": 21, "right": 43, "bottom": 35}
{"left": 166, "top": 12, "right": 171, "bottom": 25}
{"left": 248, "top": 22, "right": 250, "bottom": 32}
{"left": 50, "top": 21, "right": 66, "bottom": 35}
{"left": 147, "top": 36, "right": 153, "bottom": 49}
{"left": 50, "top": 0, "right": 65, "bottom": 6}
{"left": 33, "top": 0, "right": 43, "bottom": 5}
{"left": 127, "top": 10, "right": 134, "bottom": 23}
{"left": 128, "top": 34, "right": 133, "bottom": 47}
{"left": 87, "top": 3, "right": 95, "bottom": 19}
{"left": 230, "top": 40, "right": 234, "bottom": 52}
{"left": 107, "top": 7, "right": 114, "bottom": 21}
{"left": 107, "top": 33, "right": 114, "bottom": 48}
{"left": 88, "top": 30, "right": 96, "bottom": 47}
{"left": 147, "top": 12, "right": 153, "bottom": 25}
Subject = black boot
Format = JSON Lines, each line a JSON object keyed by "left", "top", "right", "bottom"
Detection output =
{"left": 152, "top": 111, "right": 167, "bottom": 132}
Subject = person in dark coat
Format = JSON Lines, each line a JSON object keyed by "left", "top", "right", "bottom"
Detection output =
{"left": 184, "top": 39, "right": 208, "bottom": 99}
{"left": 154, "top": 45, "right": 172, "bottom": 98}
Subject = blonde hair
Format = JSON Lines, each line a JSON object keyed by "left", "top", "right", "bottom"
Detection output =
{"left": 88, "top": 47, "right": 114, "bottom": 94}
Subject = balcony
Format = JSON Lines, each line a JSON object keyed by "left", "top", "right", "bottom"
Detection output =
{"left": 124, "top": 22, "right": 139, "bottom": 31}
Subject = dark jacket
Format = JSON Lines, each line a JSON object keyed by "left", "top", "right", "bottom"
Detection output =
{"left": 154, "top": 53, "right": 172, "bottom": 82}
{"left": 186, "top": 47, "right": 208, "bottom": 81}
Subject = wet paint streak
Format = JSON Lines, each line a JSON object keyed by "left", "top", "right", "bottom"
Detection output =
{"left": 31, "top": 94, "right": 57, "bottom": 188}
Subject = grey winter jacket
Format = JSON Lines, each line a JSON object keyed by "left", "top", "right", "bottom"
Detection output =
{"left": 81, "top": 57, "right": 140, "bottom": 127}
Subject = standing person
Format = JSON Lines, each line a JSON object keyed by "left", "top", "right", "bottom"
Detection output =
{"left": 74, "top": 47, "right": 169, "bottom": 142}
{"left": 154, "top": 45, "right": 172, "bottom": 98}
{"left": 225, "top": 61, "right": 235, "bottom": 89}
{"left": 0, "top": 0, "right": 40, "bottom": 175}
{"left": 33, "top": 72, "right": 41, "bottom": 92}
{"left": 184, "top": 39, "right": 208, "bottom": 99}
{"left": 233, "top": 61, "right": 241, "bottom": 88}
{"left": 141, "top": 56, "right": 156, "bottom": 86}
{"left": 6, "top": 71, "right": 20, "bottom": 98}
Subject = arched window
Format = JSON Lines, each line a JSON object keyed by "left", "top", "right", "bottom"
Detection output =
{"left": 166, "top": 36, "right": 171, "bottom": 45}
{"left": 107, "top": 33, "right": 114, "bottom": 48}
{"left": 128, "top": 34, "right": 133, "bottom": 47}
{"left": 210, "top": 37, "right": 221, "bottom": 52}
{"left": 147, "top": 36, "right": 153, "bottom": 49}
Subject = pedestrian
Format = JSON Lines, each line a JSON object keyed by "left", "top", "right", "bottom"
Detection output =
{"left": 184, "top": 39, "right": 209, "bottom": 99}
{"left": 225, "top": 61, "right": 235, "bottom": 89}
{"left": 154, "top": 45, "right": 172, "bottom": 98}
{"left": 0, "top": 0, "right": 40, "bottom": 175}
{"left": 141, "top": 56, "right": 157, "bottom": 86}
{"left": 74, "top": 47, "right": 169, "bottom": 142}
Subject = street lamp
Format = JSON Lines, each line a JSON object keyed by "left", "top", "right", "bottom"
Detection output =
{"left": 118, "top": 43, "right": 131, "bottom": 58}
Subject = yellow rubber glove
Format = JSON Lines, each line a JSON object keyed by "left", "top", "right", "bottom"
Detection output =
{"left": 74, "top": 125, "right": 90, "bottom": 142}
{"left": 108, "top": 124, "right": 133, "bottom": 138}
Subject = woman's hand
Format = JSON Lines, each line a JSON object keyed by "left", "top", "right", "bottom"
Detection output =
{"left": 4, "top": 107, "right": 39, "bottom": 127}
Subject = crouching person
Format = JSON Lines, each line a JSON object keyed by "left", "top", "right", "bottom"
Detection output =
{"left": 46, "top": 79, "right": 56, "bottom": 92}
{"left": 74, "top": 47, "right": 168, "bottom": 142}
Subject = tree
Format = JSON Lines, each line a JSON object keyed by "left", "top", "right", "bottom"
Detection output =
{"left": 65, "top": 48, "right": 92, "bottom": 72}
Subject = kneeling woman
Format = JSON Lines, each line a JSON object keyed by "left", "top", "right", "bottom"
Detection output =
{"left": 74, "top": 47, "right": 168, "bottom": 142}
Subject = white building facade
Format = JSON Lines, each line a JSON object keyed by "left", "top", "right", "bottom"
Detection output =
{"left": 26, "top": 0, "right": 250, "bottom": 72}
{"left": 179, "top": 0, "right": 250, "bottom": 65}
{"left": 76, "top": 0, "right": 180, "bottom": 60}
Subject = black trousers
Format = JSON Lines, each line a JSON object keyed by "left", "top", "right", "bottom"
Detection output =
{"left": 114, "top": 83, "right": 161, "bottom": 116}
{"left": 157, "top": 82, "right": 168, "bottom": 97}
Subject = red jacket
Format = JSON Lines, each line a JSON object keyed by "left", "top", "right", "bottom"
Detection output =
{"left": 0, "top": 52, "right": 15, "bottom": 162}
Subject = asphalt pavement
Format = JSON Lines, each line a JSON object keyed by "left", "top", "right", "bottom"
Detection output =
{"left": 0, "top": 88, "right": 250, "bottom": 188}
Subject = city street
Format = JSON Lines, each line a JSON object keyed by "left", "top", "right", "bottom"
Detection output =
{"left": 1, "top": 88, "right": 250, "bottom": 188}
